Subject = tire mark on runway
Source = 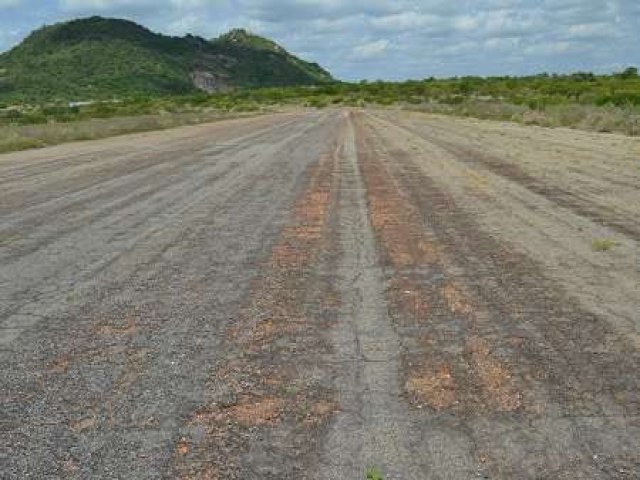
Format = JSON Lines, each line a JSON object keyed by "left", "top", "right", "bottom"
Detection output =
{"left": 375, "top": 114, "right": 640, "bottom": 241}
{"left": 169, "top": 115, "right": 343, "bottom": 479}
{"left": 355, "top": 112, "right": 524, "bottom": 417}
{"left": 358, "top": 111, "right": 640, "bottom": 479}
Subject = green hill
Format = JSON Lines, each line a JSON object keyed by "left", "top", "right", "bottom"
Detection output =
{"left": 0, "top": 17, "right": 333, "bottom": 102}
{"left": 210, "top": 28, "right": 332, "bottom": 88}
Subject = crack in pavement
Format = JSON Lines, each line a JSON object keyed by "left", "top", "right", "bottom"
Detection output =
{"left": 315, "top": 113, "right": 426, "bottom": 479}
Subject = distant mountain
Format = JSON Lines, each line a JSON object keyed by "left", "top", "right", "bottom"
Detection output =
{"left": 0, "top": 16, "right": 333, "bottom": 102}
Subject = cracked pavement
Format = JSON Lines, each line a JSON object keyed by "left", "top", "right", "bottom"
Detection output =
{"left": 1, "top": 110, "right": 639, "bottom": 479}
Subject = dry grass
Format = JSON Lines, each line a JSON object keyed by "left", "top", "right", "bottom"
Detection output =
{"left": 409, "top": 101, "right": 640, "bottom": 136}
{"left": 0, "top": 110, "right": 261, "bottom": 154}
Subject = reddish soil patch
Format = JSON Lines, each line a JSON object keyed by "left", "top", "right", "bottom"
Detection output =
{"left": 170, "top": 130, "right": 343, "bottom": 478}
{"left": 406, "top": 363, "right": 457, "bottom": 410}
{"left": 467, "top": 337, "right": 522, "bottom": 412}
{"left": 442, "top": 282, "right": 474, "bottom": 317}
{"left": 92, "top": 317, "right": 137, "bottom": 336}
{"left": 354, "top": 112, "right": 524, "bottom": 415}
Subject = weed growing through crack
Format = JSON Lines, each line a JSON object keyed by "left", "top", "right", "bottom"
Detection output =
{"left": 592, "top": 238, "right": 619, "bottom": 252}
{"left": 366, "top": 467, "right": 384, "bottom": 480}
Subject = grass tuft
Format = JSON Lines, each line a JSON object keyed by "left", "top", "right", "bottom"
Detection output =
{"left": 591, "top": 238, "right": 619, "bottom": 252}
{"left": 366, "top": 467, "right": 384, "bottom": 480}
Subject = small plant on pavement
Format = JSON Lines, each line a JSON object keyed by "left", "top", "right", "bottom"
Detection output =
{"left": 366, "top": 467, "right": 383, "bottom": 480}
{"left": 591, "top": 238, "right": 619, "bottom": 252}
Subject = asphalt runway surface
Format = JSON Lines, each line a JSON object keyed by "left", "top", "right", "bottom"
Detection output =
{"left": 2, "top": 109, "right": 639, "bottom": 479}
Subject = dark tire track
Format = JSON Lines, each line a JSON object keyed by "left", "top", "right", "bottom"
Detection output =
{"left": 356, "top": 111, "right": 640, "bottom": 479}
{"left": 371, "top": 112, "right": 640, "bottom": 241}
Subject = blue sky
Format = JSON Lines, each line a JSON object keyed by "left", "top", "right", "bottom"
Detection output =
{"left": 0, "top": 0, "right": 637, "bottom": 80}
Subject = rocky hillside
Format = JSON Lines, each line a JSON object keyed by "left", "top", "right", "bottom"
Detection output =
{"left": 0, "top": 17, "right": 333, "bottom": 102}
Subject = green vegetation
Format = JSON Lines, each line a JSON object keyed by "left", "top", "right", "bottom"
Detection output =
{"left": 0, "top": 93, "right": 263, "bottom": 126}
{"left": 212, "top": 28, "right": 331, "bottom": 88}
{"left": 591, "top": 239, "right": 619, "bottom": 252}
{"left": 1, "top": 17, "right": 638, "bottom": 134}
{"left": 220, "top": 69, "right": 640, "bottom": 110}
{"left": 2, "top": 67, "right": 639, "bottom": 154}
{"left": 366, "top": 467, "right": 384, "bottom": 480}
{"left": 216, "top": 69, "right": 639, "bottom": 135}
{"left": 0, "top": 16, "right": 332, "bottom": 102}
{"left": 1, "top": 18, "right": 638, "bottom": 153}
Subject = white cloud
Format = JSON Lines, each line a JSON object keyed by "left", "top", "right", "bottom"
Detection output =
{"left": 484, "top": 37, "right": 520, "bottom": 51}
{"left": 0, "top": 0, "right": 638, "bottom": 79}
{"left": 453, "top": 15, "right": 480, "bottom": 32}
{"left": 59, "top": 0, "right": 157, "bottom": 12}
{"left": 352, "top": 39, "right": 390, "bottom": 59}
{"left": 371, "top": 12, "right": 439, "bottom": 31}
{"left": 166, "top": 14, "right": 203, "bottom": 34}
{"left": 58, "top": 0, "right": 223, "bottom": 15}
{"left": 525, "top": 41, "right": 575, "bottom": 56}
{"left": 566, "top": 22, "right": 617, "bottom": 40}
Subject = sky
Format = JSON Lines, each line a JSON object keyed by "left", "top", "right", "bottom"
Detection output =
{"left": 0, "top": 0, "right": 638, "bottom": 81}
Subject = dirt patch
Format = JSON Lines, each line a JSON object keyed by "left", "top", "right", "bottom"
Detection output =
{"left": 384, "top": 112, "right": 640, "bottom": 241}
{"left": 195, "top": 397, "right": 284, "bottom": 427}
{"left": 442, "top": 282, "right": 474, "bottom": 317}
{"left": 364, "top": 166, "right": 439, "bottom": 269}
{"left": 389, "top": 276, "right": 432, "bottom": 321}
{"left": 466, "top": 337, "right": 522, "bottom": 412}
{"left": 69, "top": 416, "right": 96, "bottom": 433}
{"left": 48, "top": 355, "right": 70, "bottom": 374}
{"left": 406, "top": 363, "right": 457, "bottom": 410}
{"left": 92, "top": 317, "right": 137, "bottom": 336}
{"left": 175, "top": 438, "right": 190, "bottom": 456}
{"left": 355, "top": 113, "right": 524, "bottom": 416}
